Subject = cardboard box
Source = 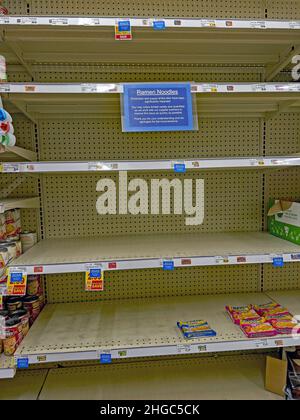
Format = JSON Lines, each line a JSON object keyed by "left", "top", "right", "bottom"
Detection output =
{"left": 265, "top": 355, "right": 287, "bottom": 397}
{"left": 268, "top": 199, "right": 300, "bottom": 245}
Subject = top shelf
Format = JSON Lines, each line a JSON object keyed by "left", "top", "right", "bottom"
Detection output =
{"left": 1, "top": 16, "right": 300, "bottom": 77}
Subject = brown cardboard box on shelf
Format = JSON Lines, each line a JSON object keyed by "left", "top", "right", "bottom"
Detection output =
{"left": 265, "top": 356, "right": 287, "bottom": 397}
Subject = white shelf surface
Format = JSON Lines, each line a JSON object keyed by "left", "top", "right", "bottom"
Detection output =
{"left": 0, "top": 354, "right": 16, "bottom": 379}
{"left": 9, "top": 232, "right": 300, "bottom": 275}
{"left": 2, "top": 156, "right": 300, "bottom": 173}
{"left": 39, "top": 354, "right": 281, "bottom": 400}
{"left": 0, "top": 197, "right": 40, "bottom": 214}
{"left": 14, "top": 290, "right": 300, "bottom": 366}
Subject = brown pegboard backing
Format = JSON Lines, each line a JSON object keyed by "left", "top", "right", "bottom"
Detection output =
{"left": 3, "top": 0, "right": 29, "bottom": 15}
{"left": 11, "top": 115, "right": 35, "bottom": 151}
{"left": 263, "top": 262, "right": 300, "bottom": 291}
{"left": 7, "top": 69, "right": 32, "bottom": 83}
{"left": 266, "top": 1, "right": 300, "bottom": 19}
{"left": 27, "top": 0, "right": 265, "bottom": 18}
{"left": 265, "top": 113, "right": 300, "bottom": 156}
{"left": 265, "top": 167, "right": 300, "bottom": 204}
{"left": 41, "top": 171, "right": 262, "bottom": 238}
{"left": 34, "top": 67, "right": 261, "bottom": 84}
{"left": 39, "top": 118, "right": 261, "bottom": 161}
{"left": 46, "top": 264, "right": 261, "bottom": 304}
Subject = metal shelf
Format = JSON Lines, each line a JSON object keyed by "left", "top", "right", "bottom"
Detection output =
{"left": 38, "top": 354, "right": 281, "bottom": 400}
{"left": 2, "top": 83, "right": 300, "bottom": 119}
{"left": 0, "top": 354, "right": 16, "bottom": 379}
{"left": 0, "top": 197, "right": 40, "bottom": 213}
{"left": 9, "top": 232, "right": 300, "bottom": 275}
{"left": 14, "top": 290, "right": 300, "bottom": 367}
{"left": 0, "top": 16, "right": 300, "bottom": 77}
{"left": 0, "top": 146, "right": 37, "bottom": 162}
{"left": 2, "top": 156, "right": 300, "bottom": 173}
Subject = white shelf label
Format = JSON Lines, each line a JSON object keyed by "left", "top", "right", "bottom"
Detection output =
{"left": 255, "top": 339, "right": 268, "bottom": 348}
{"left": 201, "top": 19, "right": 216, "bottom": 27}
{"left": 202, "top": 84, "right": 218, "bottom": 93}
{"left": 215, "top": 256, "right": 229, "bottom": 264}
{"left": 0, "top": 17, "right": 9, "bottom": 24}
{"left": 252, "top": 84, "right": 267, "bottom": 92}
{"left": 250, "top": 21, "right": 266, "bottom": 29}
{"left": 49, "top": 18, "right": 69, "bottom": 25}
{"left": 3, "top": 163, "right": 21, "bottom": 173}
{"left": 0, "top": 85, "right": 10, "bottom": 93}
{"left": 19, "top": 17, "right": 37, "bottom": 25}
{"left": 177, "top": 344, "right": 191, "bottom": 353}
{"left": 289, "top": 21, "right": 300, "bottom": 29}
{"left": 78, "top": 18, "right": 101, "bottom": 26}
{"left": 250, "top": 159, "right": 265, "bottom": 166}
{"left": 81, "top": 84, "right": 98, "bottom": 93}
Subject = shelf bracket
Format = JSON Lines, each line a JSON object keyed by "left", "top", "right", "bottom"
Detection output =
{"left": 0, "top": 177, "right": 26, "bottom": 198}
{"left": 5, "top": 97, "right": 37, "bottom": 124}
{"left": 265, "top": 45, "right": 300, "bottom": 81}
{"left": 3, "top": 36, "right": 35, "bottom": 80}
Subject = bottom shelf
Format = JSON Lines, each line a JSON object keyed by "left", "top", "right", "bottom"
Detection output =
{"left": 40, "top": 354, "right": 281, "bottom": 400}
{"left": 14, "top": 290, "right": 300, "bottom": 366}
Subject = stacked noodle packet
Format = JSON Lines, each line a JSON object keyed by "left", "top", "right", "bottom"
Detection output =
{"left": 226, "top": 302, "right": 300, "bottom": 338}
{"left": 177, "top": 319, "right": 217, "bottom": 339}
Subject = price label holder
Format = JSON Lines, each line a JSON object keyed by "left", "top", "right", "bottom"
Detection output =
{"left": 6, "top": 268, "right": 27, "bottom": 296}
{"left": 202, "top": 84, "right": 218, "bottom": 93}
{"left": 153, "top": 20, "right": 166, "bottom": 30}
{"left": 50, "top": 18, "right": 69, "bottom": 25}
{"left": 85, "top": 265, "right": 104, "bottom": 291}
{"left": 201, "top": 20, "right": 216, "bottom": 27}
{"left": 255, "top": 340, "right": 268, "bottom": 348}
{"left": 78, "top": 18, "right": 100, "bottom": 26}
{"left": 2, "top": 163, "right": 22, "bottom": 173}
{"left": 162, "top": 260, "right": 175, "bottom": 271}
{"left": 215, "top": 256, "right": 229, "bottom": 264}
{"left": 272, "top": 256, "right": 284, "bottom": 268}
{"left": 115, "top": 20, "right": 132, "bottom": 40}
{"left": 0, "top": 84, "right": 10, "bottom": 93}
{"left": 252, "top": 84, "right": 267, "bottom": 92}
{"left": 20, "top": 17, "right": 37, "bottom": 25}
{"left": 173, "top": 162, "right": 186, "bottom": 173}
{"left": 177, "top": 344, "right": 191, "bottom": 353}
{"left": 250, "top": 21, "right": 266, "bottom": 29}
{"left": 289, "top": 21, "right": 300, "bottom": 29}
{"left": 17, "top": 358, "right": 29, "bottom": 369}
{"left": 0, "top": 17, "right": 9, "bottom": 24}
{"left": 100, "top": 353, "right": 112, "bottom": 364}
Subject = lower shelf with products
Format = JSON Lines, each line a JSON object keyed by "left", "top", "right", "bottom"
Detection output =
{"left": 12, "top": 289, "right": 300, "bottom": 369}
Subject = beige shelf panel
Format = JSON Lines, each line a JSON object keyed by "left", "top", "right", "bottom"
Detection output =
{"left": 15, "top": 292, "right": 280, "bottom": 355}
{"left": 0, "top": 369, "right": 48, "bottom": 400}
{"left": 267, "top": 290, "right": 300, "bottom": 317}
{"left": 0, "top": 197, "right": 40, "bottom": 213}
{"left": 39, "top": 354, "right": 281, "bottom": 400}
{"left": 11, "top": 232, "right": 300, "bottom": 267}
{"left": 0, "top": 146, "right": 37, "bottom": 162}
{"left": 2, "top": 25, "right": 299, "bottom": 70}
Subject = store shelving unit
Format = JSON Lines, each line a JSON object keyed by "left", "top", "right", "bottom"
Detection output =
{"left": 0, "top": 2, "right": 300, "bottom": 397}
{"left": 8, "top": 232, "right": 300, "bottom": 274}
{"left": 14, "top": 290, "right": 300, "bottom": 366}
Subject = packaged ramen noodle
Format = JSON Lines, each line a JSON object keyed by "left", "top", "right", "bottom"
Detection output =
{"left": 177, "top": 319, "right": 217, "bottom": 339}
{"left": 226, "top": 305, "right": 261, "bottom": 325}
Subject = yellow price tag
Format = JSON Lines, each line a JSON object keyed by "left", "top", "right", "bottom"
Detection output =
{"left": 85, "top": 266, "right": 104, "bottom": 291}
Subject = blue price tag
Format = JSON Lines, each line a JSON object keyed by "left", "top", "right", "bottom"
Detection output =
{"left": 174, "top": 163, "right": 186, "bottom": 173}
{"left": 10, "top": 272, "right": 23, "bottom": 283}
{"left": 17, "top": 358, "right": 29, "bottom": 369}
{"left": 163, "top": 260, "right": 174, "bottom": 270}
{"left": 118, "top": 21, "right": 130, "bottom": 32}
{"left": 89, "top": 268, "right": 101, "bottom": 278}
{"left": 100, "top": 354, "right": 112, "bottom": 364}
{"left": 273, "top": 257, "right": 284, "bottom": 267}
{"left": 153, "top": 21, "right": 166, "bottom": 30}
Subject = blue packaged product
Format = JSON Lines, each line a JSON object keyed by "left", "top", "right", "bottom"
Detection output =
{"left": 177, "top": 320, "right": 217, "bottom": 339}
